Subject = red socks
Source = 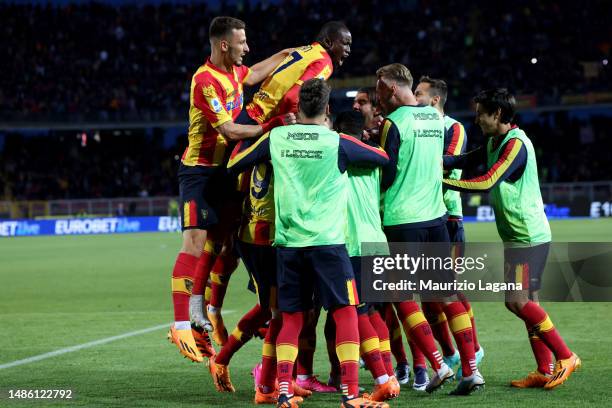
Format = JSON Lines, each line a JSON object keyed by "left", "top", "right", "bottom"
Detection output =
{"left": 192, "top": 249, "right": 214, "bottom": 296}
{"left": 276, "top": 312, "right": 304, "bottom": 397}
{"left": 422, "top": 302, "right": 456, "bottom": 357}
{"left": 408, "top": 339, "right": 427, "bottom": 369}
{"left": 443, "top": 301, "right": 476, "bottom": 377}
{"left": 518, "top": 301, "right": 572, "bottom": 360}
{"left": 216, "top": 304, "right": 270, "bottom": 365}
{"left": 209, "top": 253, "right": 239, "bottom": 308}
{"left": 384, "top": 304, "right": 408, "bottom": 365}
{"left": 332, "top": 306, "right": 360, "bottom": 398}
{"left": 260, "top": 317, "right": 282, "bottom": 389}
{"left": 394, "top": 301, "right": 443, "bottom": 370}
{"left": 358, "top": 314, "right": 387, "bottom": 380}
{"left": 526, "top": 323, "right": 554, "bottom": 375}
{"left": 171, "top": 252, "right": 198, "bottom": 321}
{"left": 458, "top": 293, "right": 481, "bottom": 352}
{"left": 369, "top": 311, "right": 395, "bottom": 376}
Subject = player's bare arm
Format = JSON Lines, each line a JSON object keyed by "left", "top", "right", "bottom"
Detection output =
{"left": 216, "top": 112, "right": 296, "bottom": 141}
{"left": 244, "top": 48, "right": 295, "bottom": 86}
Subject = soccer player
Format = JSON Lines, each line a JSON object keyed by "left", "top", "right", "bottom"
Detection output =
{"left": 207, "top": 20, "right": 354, "bottom": 394}
{"left": 243, "top": 21, "right": 352, "bottom": 126}
{"left": 352, "top": 87, "right": 383, "bottom": 140}
{"left": 352, "top": 87, "right": 411, "bottom": 387}
{"left": 442, "top": 88, "right": 581, "bottom": 390}
{"left": 414, "top": 76, "right": 484, "bottom": 377}
{"left": 228, "top": 79, "right": 390, "bottom": 408}
{"left": 169, "top": 16, "right": 295, "bottom": 363}
{"left": 334, "top": 111, "right": 400, "bottom": 402}
{"left": 376, "top": 63, "right": 484, "bottom": 395}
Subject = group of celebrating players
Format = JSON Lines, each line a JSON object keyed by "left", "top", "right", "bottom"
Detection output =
{"left": 167, "top": 16, "right": 581, "bottom": 408}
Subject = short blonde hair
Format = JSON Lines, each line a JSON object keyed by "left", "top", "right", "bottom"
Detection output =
{"left": 376, "top": 63, "right": 413, "bottom": 88}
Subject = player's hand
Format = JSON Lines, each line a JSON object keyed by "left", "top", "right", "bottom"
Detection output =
{"left": 282, "top": 112, "right": 297, "bottom": 126}
{"left": 372, "top": 114, "right": 383, "bottom": 128}
{"left": 261, "top": 113, "right": 296, "bottom": 133}
{"left": 281, "top": 48, "right": 296, "bottom": 56}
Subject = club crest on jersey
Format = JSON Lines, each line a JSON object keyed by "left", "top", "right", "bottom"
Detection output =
{"left": 211, "top": 98, "right": 223, "bottom": 113}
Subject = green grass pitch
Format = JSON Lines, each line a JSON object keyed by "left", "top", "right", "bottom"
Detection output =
{"left": 1, "top": 219, "right": 611, "bottom": 407}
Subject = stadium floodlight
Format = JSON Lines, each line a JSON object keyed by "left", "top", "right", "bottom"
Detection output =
{"left": 604, "top": 59, "right": 609, "bottom": 66}
{"left": 531, "top": 58, "right": 538, "bottom": 64}
{"left": 345, "top": 90, "right": 358, "bottom": 98}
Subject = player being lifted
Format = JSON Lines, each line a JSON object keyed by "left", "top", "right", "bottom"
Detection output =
{"left": 228, "top": 79, "right": 390, "bottom": 408}
{"left": 414, "top": 76, "right": 484, "bottom": 378}
{"left": 376, "top": 63, "right": 484, "bottom": 396}
{"left": 443, "top": 88, "right": 580, "bottom": 390}
{"left": 169, "top": 16, "right": 295, "bottom": 363}
{"left": 205, "top": 21, "right": 354, "bottom": 397}
{"left": 195, "top": 21, "right": 351, "bottom": 351}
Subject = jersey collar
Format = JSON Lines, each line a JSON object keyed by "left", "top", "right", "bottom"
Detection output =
{"left": 205, "top": 57, "right": 234, "bottom": 76}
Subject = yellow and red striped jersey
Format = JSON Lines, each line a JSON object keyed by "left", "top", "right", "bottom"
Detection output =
{"left": 245, "top": 42, "right": 333, "bottom": 124}
{"left": 182, "top": 58, "right": 252, "bottom": 167}
{"left": 238, "top": 162, "right": 275, "bottom": 246}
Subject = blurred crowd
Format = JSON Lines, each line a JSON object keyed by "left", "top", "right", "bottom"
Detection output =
{"left": 0, "top": 129, "right": 178, "bottom": 200}
{"left": 463, "top": 112, "right": 612, "bottom": 185}
{"left": 1, "top": 111, "right": 610, "bottom": 201}
{"left": 0, "top": 0, "right": 610, "bottom": 121}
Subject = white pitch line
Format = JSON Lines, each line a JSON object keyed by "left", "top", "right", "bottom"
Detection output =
{"left": 0, "top": 310, "right": 235, "bottom": 370}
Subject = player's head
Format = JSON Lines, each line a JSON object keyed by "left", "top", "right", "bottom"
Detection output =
{"left": 334, "top": 111, "right": 365, "bottom": 139}
{"left": 473, "top": 88, "right": 516, "bottom": 135}
{"left": 316, "top": 21, "right": 351, "bottom": 67}
{"left": 298, "top": 78, "right": 332, "bottom": 119}
{"left": 415, "top": 76, "right": 447, "bottom": 112}
{"left": 352, "top": 87, "right": 378, "bottom": 122}
{"left": 376, "top": 63, "right": 413, "bottom": 115}
{"left": 209, "top": 16, "right": 249, "bottom": 66}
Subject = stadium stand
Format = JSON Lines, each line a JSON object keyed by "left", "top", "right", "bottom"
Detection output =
{"left": 0, "top": 0, "right": 609, "bottom": 121}
{"left": 0, "top": 0, "right": 610, "bottom": 202}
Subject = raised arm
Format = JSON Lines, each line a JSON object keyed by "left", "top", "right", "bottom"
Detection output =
{"left": 244, "top": 48, "right": 295, "bottom": 86}
{"left": 443, "top": 138, "right": 527, "bottom": 193}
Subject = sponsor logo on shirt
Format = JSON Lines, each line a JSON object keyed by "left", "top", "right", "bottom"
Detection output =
{"left": 286, "top": 132, "right": 319, "bottom": 140}
{"left": 280, "top": 149, "right": 323, "bottom": 159}
{"left": 413, "top": 112, "right": 440, "bottom": 120}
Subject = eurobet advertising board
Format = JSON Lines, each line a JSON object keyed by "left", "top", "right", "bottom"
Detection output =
{"left": 0, "top": 216, "right": 181, "bottom": 237}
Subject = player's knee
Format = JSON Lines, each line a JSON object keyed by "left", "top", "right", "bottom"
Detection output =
{"left": 181, "top": 229, "right": 207, "bottom": 256}
{"left": 504, "top": 301, "right": 524, "bottom": 315}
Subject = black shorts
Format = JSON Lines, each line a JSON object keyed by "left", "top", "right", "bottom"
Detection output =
{"left": 384, "top": 222, "right": 450, "bottom": 243}
{"left": 504, "top": 242, "right": 550, "bottom": 292}
{"left": 178, "top": 164, "right": 232, "bottom": 231}
{"left": 446, "top": 219, "right": 465, "bottom": 258}
{"left": 236, "top": 241, "right": 277, "bottom": 309}
{"left": 350, "top": 256, "right": 371, "bottom": 315}
{"left": 384, "top": 223, "right": 456, "bottom": 298}
{"left": 276, "top": 245, "right": 358, "bottom": 312}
